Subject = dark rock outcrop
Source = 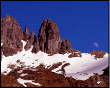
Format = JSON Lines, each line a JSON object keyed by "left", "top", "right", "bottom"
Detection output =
{"left": 1, "top": 15, "right": 81, "bottom": 56}
{"left": 59, "top": 39, "right": 73, "bottom": 54}
{"left": 24, "top": 31, "right": 35, "bottom": 50}
{"left": 31, "top": 19, "right": 80, "bottom": 56}
{"left": 1, "top": 15, "right": 23, "bottom": 56}
{"left": 23, "top": 26, "right": 29, "bottom": 41}
{"left": 68, "top": 50, "right": 82, "bottom": 58}
{"left": 4, "top": 66, "right": 108, "bottom": 87}
{"left": 1, "top": 74, "right": 23, "bottom": 87}
{"left": 89, "top": 50, "right": 106, "bottom": 59}
{"left": 37, "top": 19, "right": 62, "bottom": 55}
{"left": 32, "top": 38, "right": 40, "bottom": 53}
{"left": 59, "top": 39, "right": 82, "bottom": 58}
{"left": 68, "top": 52, "right": 82, "bottom": 58}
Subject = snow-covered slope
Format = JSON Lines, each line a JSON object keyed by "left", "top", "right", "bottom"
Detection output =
{"left": 1, "top": 40, "right": 108, "bottom": 81}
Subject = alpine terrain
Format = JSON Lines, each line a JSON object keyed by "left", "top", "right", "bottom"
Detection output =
{"left": 1, "top": 15, "right": 109, "bottom": 87}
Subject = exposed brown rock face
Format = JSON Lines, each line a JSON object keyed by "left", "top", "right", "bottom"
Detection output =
{"left": 24, "top": 31, "right": 35, "bottom": 50}
{"left": 1, "top": 15, "right": 76, "bottom": 56}
{"left": 59, "top": 39, "right": 82, "bottom": 57}
{"left": 32, "top": 38, "right": 40, "bottom": 53}
{"left": 26, "top": 19, "right": 81, "bottom": 56}
{"left": 59, "top": 39, "right": 73, "bottom": 54}
{"left": 1, "top": 15, "right": 23, "bottom": 56}
{"left": 37, "top": 19, "right": 62, "bottom": 55}
{"left": 23, "top": 26, "right": 29, "bottom": 41}
{"left": 89, "top": 50, "right": 106, "bottom": 59}
{"left": 1, "top": 15, "right": 82, "bottom": 57}
{"left": 1, "top": 74, "right": 23, "bottom": 87}
{"left": 68, "top": 52, "right": 82, "bottom": 58}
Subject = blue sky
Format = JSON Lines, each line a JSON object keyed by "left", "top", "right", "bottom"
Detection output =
{"left": 1, "top": 1, "right": 108, "bottom": 53}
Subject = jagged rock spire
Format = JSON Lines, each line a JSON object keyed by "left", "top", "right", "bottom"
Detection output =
{"left": 29, "top": 19, "right": 77, "bottom": 56}
{"left": 32, "top": 38, "right": 40, "bottom": 53}
{"left": 59, "top": 39, "right": 73, "bottom": 54}
{"left": 24, "top": 30, "right": 35, "bottom": 50}
{"left": 37, "top": 19, "right": 62, "bottom": 55}
{"left": 1, "top": 15, "right": 80, "bottom": 57}
{"left": 23, "top": 26, "right": 29, "bottom": 41}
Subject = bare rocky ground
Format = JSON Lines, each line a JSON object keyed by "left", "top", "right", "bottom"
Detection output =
{"left": 1, "top": 66, "right": 109, "bottom": 87}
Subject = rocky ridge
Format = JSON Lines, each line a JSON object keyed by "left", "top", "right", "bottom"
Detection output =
{"left": 1, "top": 15, "right": 82, "bottom": 58}
{"left": 1, "top": 15, "right": 108, "bottom": 87}
{"left": 1, "top": 15, "right": 106, "bottom": 58}
{"left": 1, "top": 15, "right": 23, "bottom": 57}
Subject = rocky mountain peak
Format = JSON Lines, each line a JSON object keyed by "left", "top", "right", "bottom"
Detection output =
{"left": 24, "top": 30, "right": 35, "bottom": 50}
{"left": 1, "top": 15, "right": 23, "bottom": 57}
{"left": 37, "top": 19, "right": 62, "bottom": 55}
{"left": 32, "top": 38, "right": 40, "bottom": 53}
{"left": 23, "top": 26, "right": 29, "bottom": 41}
{"left": 3, "top": 15, "right": 12, "bottom": 22}
{"left": 1, "top": 15, "right": 23, "bottom": 42}
{"left": 1, "top": 15, "right": 81, "bottom": 57}
{"left": 59, "top": 39, "right": 73, "bottom": 54}
{"left": 1, "top": 15, "right": 108, "bottom": 87}
{"left": 3, "top": 15, "right": 18, "bottom": 23}
{"left": 42, "top": 19, "right": 57, "bottom": 26}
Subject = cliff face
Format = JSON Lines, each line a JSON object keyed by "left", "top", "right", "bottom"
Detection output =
{"left": 1, "top": 15, "right": 109, "bottom": 87}
{"left": 1, "top": 15, "right": 81, "bottom": 57}
{"left": 1, "top": 15, "right": 23, "bottom": 57}
{"left": 37, "top": 19, "right": 62, "bottom": 55}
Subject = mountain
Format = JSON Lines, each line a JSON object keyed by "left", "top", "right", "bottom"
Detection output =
{"left": 1, "top": 15, "right": 109, "bottom": 87}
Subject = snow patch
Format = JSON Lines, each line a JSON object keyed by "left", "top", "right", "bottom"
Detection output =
{"left": 52, "top": 61, "right": 67, "bottom": 74}
{"left": 17, "top": 78, "right": 41, "bottom": 87}
{"left": 20, "top": 74, "right": 28, "bottom": 77}
{"left": 97, "top": 81, "right": 101, "bottom": 84}
{"left": 17, "top": 70, "right": 23, "bottom": 73}
{"left": 65, "top": 53, "right": 108, "bottom": 80}
{"left": 1, "top": 43, "right": 3, "bottom": 46}
{"left": 1, "top": 40, "right": 108, "bottom": 80}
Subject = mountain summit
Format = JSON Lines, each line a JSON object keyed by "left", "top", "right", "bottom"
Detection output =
{"left": 1, "top": 15, "right": 23, "bottom": 57}
{"left": 1, "top": 16, "right": 81, "bottom": 57}
{"left": 37, "top": 19, "right": 62, "bottom": 55}
{"left": 1, "top": 15, "right": 108, "bottom": 87}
